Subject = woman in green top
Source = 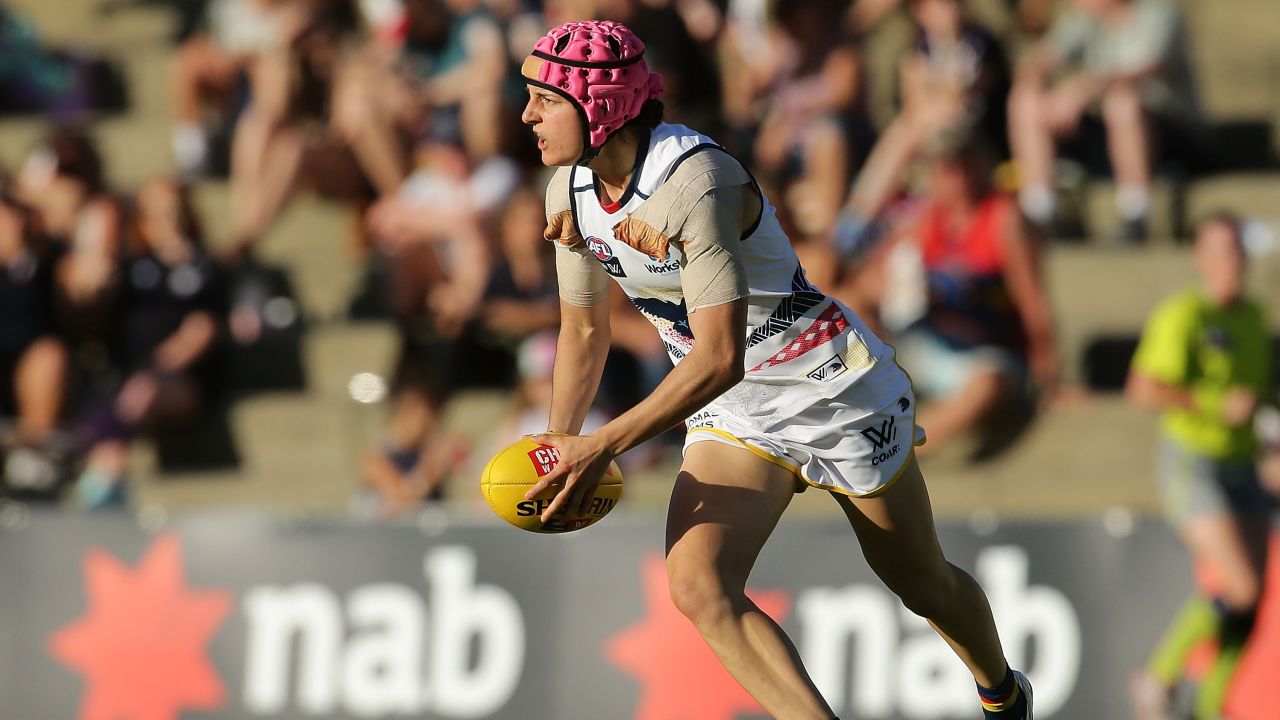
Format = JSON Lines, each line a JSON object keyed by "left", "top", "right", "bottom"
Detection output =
{"left": 1125, "top": 212, "right": 1275, "bottom": 719}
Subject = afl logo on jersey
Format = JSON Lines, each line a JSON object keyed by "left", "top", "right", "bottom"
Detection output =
{"left": 586, "top": 236, "right": 613, "bottom": 261}
{"left": 585, "top": 236, "right": 627, "bottom": 278}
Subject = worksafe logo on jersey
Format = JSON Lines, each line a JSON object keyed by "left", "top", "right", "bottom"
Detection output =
{"left": 528, "top": 446, "right": 561, "bottom": 477}
{"left": 586, "top": 236, "right": 627, "bottom": 277}
{"left": 644, "top": 258, "right": 681, "bottom": 274}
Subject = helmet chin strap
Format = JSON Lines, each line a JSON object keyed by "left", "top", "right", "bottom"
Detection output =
{"left": 576, "top": 144, "right": 602, "bottom": 167}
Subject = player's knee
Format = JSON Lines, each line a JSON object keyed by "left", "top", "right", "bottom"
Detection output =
{"left": 667, "top": 566, "right": 735, "bottom": 627}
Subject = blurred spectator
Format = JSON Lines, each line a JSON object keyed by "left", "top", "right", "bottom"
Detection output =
{"left": 75, "top": 177, "right": 225, "bottom": 508}
{"left": 490, "top": 330, "right": 607, "bottom": 444}
{"left": 834, "top": 0, "right": 1011, "bottom": 255}
{"left": 15, "top": 129, "right": 127, "bottom": 359}
{"left": 361, "top": 122, "right": 502, "bottom": 501}
{"left": 752, "top": 0, "right": 875, "bottom": 242}
{"left": 356, "top": 381, "right": 469, "bottom": 520}
{"left": 854, "top": 135, "right": 1056, "bottom": 458}
{"left": 331, "top": 0, "right": 512, "bottom": 202}
{"left": 367, "top": 120, "right": 506, "bottom": 338}
{"left": 717, "top": 0, "right": 782, "bottom": 149}
{"left": 0, "top": 184, "right": 71, "bottom": 497}
{"left": 1125, "top": 213, "right": 1275, "bottom": 720}
{"left": 430, "top": 0, "right": 510, "bottom": 160}
{"left": 0, "top": 4, "right": 127, "bottom": 117}
{"left": 1007, "top": 0, "right": 1201, "bottom": 243}
{"left": 847, "top": 0, "right": 1057, "bottom": 38}
{"left": 597, "top": 0, "right": 722, "bottom": 133}
{"left": 15, "top": 127, "right": 122, "bottom": 253}
{"left": 169, "top": 0, "right": 278, "bottom": 176}
{"left": 225, "top": 0, "right": 362, "bottom": 259}
{"left": 476, "top": 184, "right": 560, "bottom": 341}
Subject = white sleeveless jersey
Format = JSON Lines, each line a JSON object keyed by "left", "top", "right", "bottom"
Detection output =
{"left": 569, "top": 123, "right": 897, "bottom": 431}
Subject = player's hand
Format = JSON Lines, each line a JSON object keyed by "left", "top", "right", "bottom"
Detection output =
{"left": 524, "top": 433, "right": 616, "bottom": 524}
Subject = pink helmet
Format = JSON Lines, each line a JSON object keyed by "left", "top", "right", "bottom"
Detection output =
{"left": 521, "top": 20, "right": 665, "bottom": 161}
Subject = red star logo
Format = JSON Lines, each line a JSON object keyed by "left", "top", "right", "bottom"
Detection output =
{"left": 47, "top": 532, "right": 233, "bottom": 720}
{"left": 605, "top": 553, "right": 792, "bottom": 720}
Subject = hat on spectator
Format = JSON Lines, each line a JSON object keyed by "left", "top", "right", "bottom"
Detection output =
{"left": 521, "top": 20, "right": 664, "bottom": 164}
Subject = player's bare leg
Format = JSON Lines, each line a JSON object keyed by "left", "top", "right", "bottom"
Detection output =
{"left": 833, "top": 454, "right": 1009, "bottom": 685}
{"left": 666, "top": 441, "right": 835, "bottom": 720}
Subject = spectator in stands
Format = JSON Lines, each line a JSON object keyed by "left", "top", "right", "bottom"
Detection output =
{"left": 1007, "top": 0, "right": 1200, "bottom": 243}
{"left": 1126, "top": 212, "right": 1274, "bottom": 720}
{"left": 357, "top": 381, "right": 469, "bottom": 520}
{"left": 490, "top": 330, "right": 608, "bottom": 445}
{"left": 362, "top": 119, "right": 505, "bottom": 501}
{"left": 169, "top": 0, "right": 277, "bottom": 176}
{"left": 75, "top": 178, "right": 224, "bottom": 508}
{"left": 597, "top": 0, "right": 723, "bottom": 132}
{"left": 0, "top": 4, "right": 126, "bottom": 117}
{"left": 753, "top": 0, "right": 874, "bottom": 242}
{"left": 15, "top": 129, "right": 126, "bottom": 359}
{"left": 367, "top": 118, "right": 505, "bottom": 344}
{"left": 15, "top": 128, "right": 121, "bottom": 256}
{"left": 835, "top": 0, "right": 1011, "bottom": 255}
{"left": 854, "top": 135, "right": 1057, "bottom": 458}
{"left": 476, "top": 184, "right": 560, "bottom": 341}
{"left": 717, "top": 0, "right": 782, "bottom": 156}
{"left": 224, "top": 0, "right": 362, "bottom": 259}
{"left": 847, "top": 0, "right": 1057, "bottom": 37}
{"left": 330, "top": 0, "right": 512, "bottom": 203}
{"left": 0, "top": 184, "right": 70, "bottom": 497}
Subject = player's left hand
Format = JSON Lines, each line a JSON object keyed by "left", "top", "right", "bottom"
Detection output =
{"left": 524, "top": 433, "right": 616, "bottom": 524}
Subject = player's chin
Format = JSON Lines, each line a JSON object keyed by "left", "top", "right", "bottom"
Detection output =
{"left": 540, "top": 148, "right": 575, "bottom": 167}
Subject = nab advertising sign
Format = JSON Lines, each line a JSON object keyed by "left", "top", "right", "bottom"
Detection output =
{"left": 1, "top": 512, "right": 1277, "bottom": 719}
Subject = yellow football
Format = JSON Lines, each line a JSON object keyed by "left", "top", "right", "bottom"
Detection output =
{"left": 480, "top": 437, "right": 623, "bottom": 533}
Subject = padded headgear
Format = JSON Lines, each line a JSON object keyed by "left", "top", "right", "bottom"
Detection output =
{"left": 522, "top": 20, "right": 665, "bottom": 163}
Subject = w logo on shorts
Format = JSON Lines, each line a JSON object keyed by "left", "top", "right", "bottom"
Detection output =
{"left": 860, "top": 416, "right": 897, "bottom": 450}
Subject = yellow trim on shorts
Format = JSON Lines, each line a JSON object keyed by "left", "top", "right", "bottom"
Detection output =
{"left": 688, "top": 427, "right": 808, "bottom": 479}
{"left": 688, "top": 427, "right": 917, "bottom": 499}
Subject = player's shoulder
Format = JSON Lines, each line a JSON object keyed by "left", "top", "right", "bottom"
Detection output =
{"left": 644, "top": 124, "right": 750, "bottom": 196}
{"left": 1147, "top": 288, "right": 1204, "bottom": 328}
{"left": 543, "top": 165, "right": 575, "bottom": 217}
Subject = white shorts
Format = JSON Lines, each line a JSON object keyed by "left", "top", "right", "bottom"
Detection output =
{"left": 683, "top": 361, "right": 927, "bottom": 497}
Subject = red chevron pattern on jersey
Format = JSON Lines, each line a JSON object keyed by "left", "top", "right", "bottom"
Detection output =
{"left": 749, "top": 302, "right": 850, "bottom": 372}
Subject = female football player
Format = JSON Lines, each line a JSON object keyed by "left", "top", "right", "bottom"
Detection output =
{"left": 520, "top": 20, "right": 1033, "bottom": 720}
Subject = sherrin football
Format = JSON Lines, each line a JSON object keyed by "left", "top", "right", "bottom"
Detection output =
{"left": 480, "top": 437, "right": 624, "bottom": 533}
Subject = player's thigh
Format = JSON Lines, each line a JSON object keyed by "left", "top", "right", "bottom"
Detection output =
{"left": 666, "top": 440, "right": 799, "bottom": 591}
{"left": 832, "top": 455, "right": 951, "bottom": 595}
